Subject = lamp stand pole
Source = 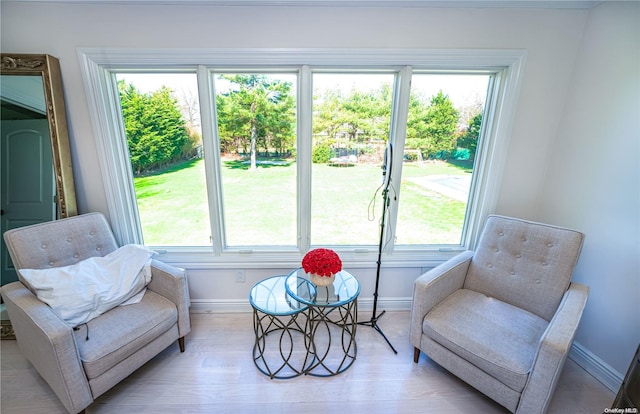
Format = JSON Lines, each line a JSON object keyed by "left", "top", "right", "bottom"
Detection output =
{"left": 357, "top": 182, "right": 398, "bottom": 354}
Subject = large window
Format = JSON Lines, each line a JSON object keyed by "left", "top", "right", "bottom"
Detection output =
{"left": 81, "top": 49, "right": 524, "bottom": 265}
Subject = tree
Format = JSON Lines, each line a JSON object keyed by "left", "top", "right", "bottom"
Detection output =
{"left": 457, "top": 95, "right": 484, "bottom": 130}
{"left": 405, "top": 91, "right": 431, "bottom": 151}
{"left": 118, "top": 81, "right": 190, "bottom": 173}
{"left": 458, "top": 112, "right": 483, "bottom": 160}
{"left": 313, "top": 89, "right": 347, "bottom": 141}
{"left": 343, "top": 90, "right": 373, "bottom": 140}
{"left": 312, "top": 83, "right": 392, "bottom": 146}
{"left": 216, "top": 92, "right": 249, "bottom": 154}
{"left": 369, "top": 82, "right": 393, "bottom": 140}
{"left": 216, "top": 75, "right": 295, "bottom": 170}
{"left": 406, "top": 91, "right": 459, "bottom": 158}
{"left": 343, "top": 85, "right": 392, "bottom": 141}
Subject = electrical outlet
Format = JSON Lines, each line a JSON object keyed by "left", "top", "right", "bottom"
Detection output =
{"left": 235, "top": 270, "right": 246, "bottom": 283}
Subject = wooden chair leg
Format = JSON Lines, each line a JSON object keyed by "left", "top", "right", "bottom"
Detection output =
{"left": 413, "top": 347, "right": 421, "bottom": 363}
{"left": 178, "top": 337, "right": 185, "bottom": 352}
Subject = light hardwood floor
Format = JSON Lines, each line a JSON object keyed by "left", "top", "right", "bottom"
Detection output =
{"left": 1, "top": 311, "right": 614, "bottom": 413}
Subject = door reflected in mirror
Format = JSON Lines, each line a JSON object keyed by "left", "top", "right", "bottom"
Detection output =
{"left": 1, "top": 54, "right": 77, "bottom": 285}
{"left": 1, "top": 74, "right": 57, "bottom": 230}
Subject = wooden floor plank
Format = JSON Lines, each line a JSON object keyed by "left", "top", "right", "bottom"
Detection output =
{"left": 0, "top": 311, "right": 614, "bottom": 413}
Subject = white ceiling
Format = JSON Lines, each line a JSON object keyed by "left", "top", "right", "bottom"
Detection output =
{"left": 3, "top": 0, "right": 608, "bottom": 8}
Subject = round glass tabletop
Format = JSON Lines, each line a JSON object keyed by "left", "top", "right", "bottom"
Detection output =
{"left": 249, "top": 275, "right": 307, "bottom": 315}
{"left": 285, "top": 268, "right": 360, "bottom": 307}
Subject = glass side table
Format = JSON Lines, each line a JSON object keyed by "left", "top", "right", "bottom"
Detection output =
{"left": 249, "top": 275, "right": 312, "bottom": 379}
{"left": 285, "top": 268, "right": 360, "bottom": 377}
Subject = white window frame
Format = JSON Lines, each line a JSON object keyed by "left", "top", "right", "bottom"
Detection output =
{"left": 78, "top": 47, "right": 526, "bottom": 268}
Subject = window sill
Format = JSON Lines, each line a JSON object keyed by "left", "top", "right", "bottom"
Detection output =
{"left": 151, "top": 247, "right": 465, "bottom": 270}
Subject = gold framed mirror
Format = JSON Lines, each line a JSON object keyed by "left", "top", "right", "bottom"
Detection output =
{"left": 1, "top": 53, "right": 77, "bottom": 219}
{"left": 1, "top": 54, "right": 77, "bottom": 286}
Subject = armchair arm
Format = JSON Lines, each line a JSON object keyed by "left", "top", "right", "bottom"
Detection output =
{"left": 517, "top": 282, "right": 589, "bottom": 414}
{"left": 409, "top": 250, "right": 474, "bottom": 348}
{"left": 147, "top": 259, "right": 191, "bottom": 338}
{"left": 0, "top": 282, "right": 93, "bottom": 414}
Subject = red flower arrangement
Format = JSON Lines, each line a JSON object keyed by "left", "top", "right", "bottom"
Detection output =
{"left": 302, "top": 248, "right": 342, "bottom": 277}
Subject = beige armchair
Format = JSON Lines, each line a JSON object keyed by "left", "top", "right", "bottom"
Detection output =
{"left": 1, "top": 213, "right": 191, "bottom": 414}
{"left": 410, "top": 215, "right": 588, "bottom": 414}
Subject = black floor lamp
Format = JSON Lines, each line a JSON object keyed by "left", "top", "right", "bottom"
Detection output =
{"left": 358, "top": 143, "right": 398, "bottom": 354}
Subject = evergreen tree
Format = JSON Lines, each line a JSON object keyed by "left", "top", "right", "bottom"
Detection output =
{"left": 313, "top": 89, "right": 347, "bottom": 142}
{"left": 215, "top": 75, "right": 295, "bottom": 169}
{"left": 312, "top": 84, "right": 392, "bottom": 146}
{"left": 458, "top": 112, "right": 483, "bottom": 160}
{"left": 405, "top": 91, "right": 431, "bottom": 152}
{"left": 118, "top": 81, "right": 190, "bottom": 173}
{"left": 424, "top": 91, "right": 459, "bottom": 158}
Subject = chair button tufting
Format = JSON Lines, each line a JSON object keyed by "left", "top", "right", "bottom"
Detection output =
{"left": 547, "top": 242, "right": 553, "bottom": 247}
{"left": 73, "top": 254, "right": 79, "bottom": 259}
{"left": 41, "top": 244, "right": 47, "bottom": 249}
{"left": 535, "top": 279, "right": 541, "bottom": 284}
{"left": 96, "top": 247, "right": 102, "bottom": 251}
{"left": 498, "top": 232, "right": 504, "bottom": 236}
{"left": 49, "top": 261, "right": 54, "bottom": 266}
{"left": 510, "top": 271, "right": 515, "bottom": 275}
{"left": 90, "top": 231, "right": 95, "bottom": 236}
{"left": 67, "top": 238, "right": 72, "bottom": 242}
{"left": 487, "top": 263, "right": 493, "bottom": 268}
{"left": 516, "top": 254, "right": 522, "bottom": 258}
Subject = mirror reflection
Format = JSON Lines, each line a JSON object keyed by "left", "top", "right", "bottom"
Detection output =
{"left": 1, "top": 75, "right": 56, "bottom": 285}
{"left": 1, "top": 74, "right": 57, "bottom": 223}
{"left": 0, "top": 54, "right": 77, "bottom": 285}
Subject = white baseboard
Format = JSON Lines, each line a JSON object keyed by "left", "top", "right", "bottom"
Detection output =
{"left": 569, "top": 341, "right": 622, "bottom": 393}
{"left": 190, "top": 297, "right": 622, "bottom": 393}
{"left": 190, "top": 296, "right": 413, "bottom": 314}
{"left": 190, "top": 299, "right": 252, "bottom": 313}
{"left": 357, "top": 297, "right": 413, "bottom": 312}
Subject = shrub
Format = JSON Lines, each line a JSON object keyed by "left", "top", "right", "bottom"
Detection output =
{"left": 312, "top": 144, "right": 332, "bottom": 163}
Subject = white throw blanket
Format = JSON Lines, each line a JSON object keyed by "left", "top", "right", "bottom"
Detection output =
{"left": 18, "top": 244, "right": 154, "bottom": 327}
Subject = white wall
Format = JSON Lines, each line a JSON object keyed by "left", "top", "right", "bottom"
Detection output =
{"left": 1, "top": 3, "right": 589, "bottom": 220}
{"left": 5, "top": 0, "right": 634, "bottom": 383}
{"left": 538, "top": 1, "right": 640, "bottom": 377}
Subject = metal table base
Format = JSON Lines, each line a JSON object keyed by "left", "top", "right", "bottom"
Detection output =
{"left": 252, "top": 308, "right": 312, "bottom": 379}
{"left": 305, "top": 297, "right": 358, "bottom": 377}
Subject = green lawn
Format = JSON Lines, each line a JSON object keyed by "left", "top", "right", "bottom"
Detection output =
{"left": 134, "top": 160, "right": 211, "bottom": 245}
{"left": 134, "top": 158, "right": 470, "bottom": 246}
{"left": 220, "top": 159, "right": 297, "bottom": 246}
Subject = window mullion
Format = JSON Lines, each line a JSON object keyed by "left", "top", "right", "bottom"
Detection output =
{"left": 384, "top": 65, "right": 413, "bottom": 253}
{"left": 298, "top": 65, "right": 313, "bottom": 253}
{"left": 198, "top": 65, "right": 224, "bottom": 255}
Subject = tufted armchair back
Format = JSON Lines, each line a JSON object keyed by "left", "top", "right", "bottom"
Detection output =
{"left": 464, "top": 215, "right": 584, "bottom": 321}
{"left": 4, "top": 213, "right": 119, "bottom": 287}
